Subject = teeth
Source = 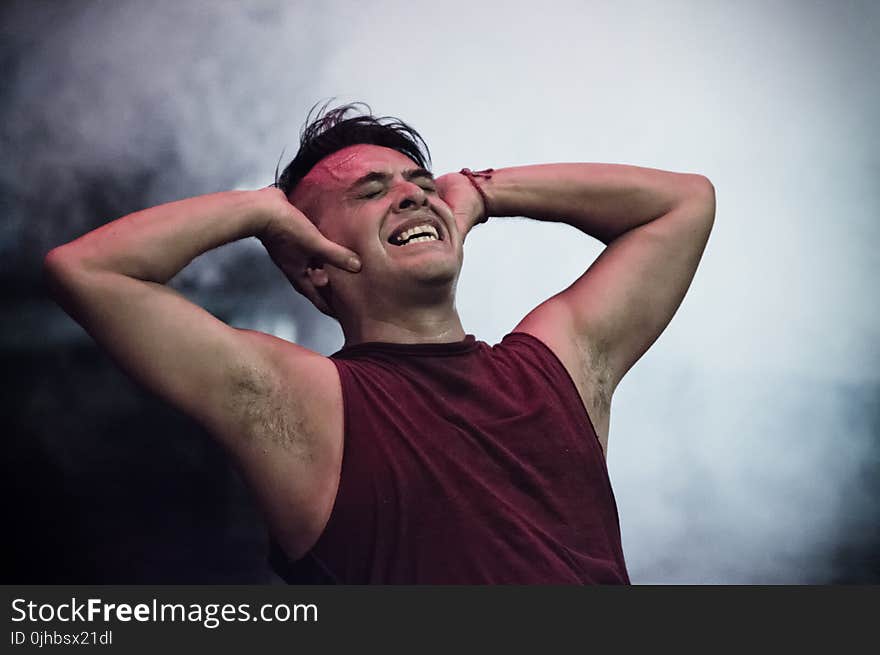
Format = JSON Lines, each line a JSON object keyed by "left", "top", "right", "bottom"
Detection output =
{"left": 395, "top": 223, "right": 439, "bottom": 244}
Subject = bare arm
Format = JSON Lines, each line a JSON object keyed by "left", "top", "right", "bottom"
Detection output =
{"left": 44, "top": 189, "right": 271, "bottom": 435}
{"left": 483, "top": 162, "right": 706, "bottom": 244}
{"left": 43, "top": 187, "right": 355, "bottom": 438}
{"left": 43, "top": 188, "right": 360, "bottom": 553}
{"left": 463, "top": 163, "right": 715, "bottom": 452}
{"left": 49, "top": 189, "right": 270, "bottom": 283}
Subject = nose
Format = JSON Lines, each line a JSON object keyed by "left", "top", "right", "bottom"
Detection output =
{"left": 393, "top": 181, "right": 429, "bottom": 212}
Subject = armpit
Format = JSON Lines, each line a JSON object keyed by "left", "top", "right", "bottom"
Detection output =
{"left": 228, "top": 365, "right": 315, "bottom": 460}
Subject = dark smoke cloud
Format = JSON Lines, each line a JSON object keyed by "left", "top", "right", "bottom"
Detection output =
{"left": 2, "top": 0, "right": 339, "bottom": 583}
{"left": 1, "top": 0, "right": 340, "bottom": 350}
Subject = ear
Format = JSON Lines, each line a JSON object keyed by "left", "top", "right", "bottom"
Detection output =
{"left": 303, "top": 261, "right": 336, "bottom": 318}
{"left": 306, "top": 261, "right": 330, "bottom": 288}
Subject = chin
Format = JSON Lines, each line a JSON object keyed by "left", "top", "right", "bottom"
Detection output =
{"left": 391, "top": 264, "right": 459, "bottom": 300}
{"left": 410, "top": 256, "right": 461, "bottom": 283}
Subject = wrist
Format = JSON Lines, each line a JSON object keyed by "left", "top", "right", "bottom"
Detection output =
{"left": 459, "top": 168, "right": 495, "bottom": 223}
{"left": 250, "top": 187, "right": 291, "bottom": 240}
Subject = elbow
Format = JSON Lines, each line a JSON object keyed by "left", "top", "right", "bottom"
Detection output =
{"left": 43, "top": 246, "right": 78, "bottom": 279}
{"left": 43, "top": 242, "right": 98, "bottom": 276}
{"left": 695, "top": 174, "right": 715, "bottom": 196}
{"left": 43, "top": 247, "right": 67, "bottom": 276}
{"left": 43, "top": 248, "right": 73, "bottom": 302}
{"left": 42, "top": 246, "right": 89, "bottom": 300}
{"left": 685, "top": 175, "right": 716, "bottom": 225}
{"left": 687, "top": 173, "right": 715, "bottom": 196}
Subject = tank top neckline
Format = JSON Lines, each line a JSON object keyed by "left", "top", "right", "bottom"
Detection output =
{"left": 332, "top": 334, "right": 479, "bottom": 358}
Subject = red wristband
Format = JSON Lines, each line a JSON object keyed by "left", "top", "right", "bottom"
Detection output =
{"left": 459, "top": 168, "right": 495, "bottom": 223}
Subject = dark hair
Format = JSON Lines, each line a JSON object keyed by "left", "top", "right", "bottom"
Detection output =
{"left": 274, "top": 99, "right": 432, "bottom": 197}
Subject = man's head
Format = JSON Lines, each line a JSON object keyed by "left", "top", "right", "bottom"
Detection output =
{"left": 277, "top": 100, "right": 431, "bottom": 199}
{"left": 275, "top": 102, "right": 463, "bottom": 324}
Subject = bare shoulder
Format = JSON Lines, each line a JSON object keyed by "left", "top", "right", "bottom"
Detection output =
{"left": 220, "top": 329, "right": 345, "bottom": 560}
{"left": 513, "top": 301, "right": 613, "bottom": 455}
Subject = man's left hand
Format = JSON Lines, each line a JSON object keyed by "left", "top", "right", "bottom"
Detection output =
{"left": 434, "top": 172, "right": 487, "bottom": 244}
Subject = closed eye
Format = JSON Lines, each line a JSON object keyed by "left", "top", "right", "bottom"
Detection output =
{"left": 362, "top": 185, "right": 434, "bottom": 199}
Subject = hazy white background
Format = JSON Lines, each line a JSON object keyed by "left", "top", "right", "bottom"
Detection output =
{"left": 5, "top": 0, "right": 877, "bottom": 582}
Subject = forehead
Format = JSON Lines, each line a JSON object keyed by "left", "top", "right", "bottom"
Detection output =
{"left": 305, "top": 144, "right": 419, "bottom": 189}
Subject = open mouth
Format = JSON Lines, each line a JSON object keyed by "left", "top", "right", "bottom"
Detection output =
{"left": 388, "top": 222, "right": 443, "bottom": 247}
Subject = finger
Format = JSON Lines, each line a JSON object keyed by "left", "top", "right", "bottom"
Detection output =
{"left": 318, "top": 240, "right": 361, "bottom": 273}
{"left": 297, "top": 222, "right": 361, "bottom": 273}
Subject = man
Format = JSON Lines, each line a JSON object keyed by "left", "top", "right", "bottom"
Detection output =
{"left": 44, "top": 102, "right": 715, "bottom": 584}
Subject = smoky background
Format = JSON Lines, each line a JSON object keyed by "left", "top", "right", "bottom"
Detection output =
{"left": 2, "top": 0, "right": 877, "bottom": 583}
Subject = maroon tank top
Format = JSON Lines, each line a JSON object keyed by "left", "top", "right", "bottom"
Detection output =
{"left": 269, "top": 332, "right": 629, "bottom": 584}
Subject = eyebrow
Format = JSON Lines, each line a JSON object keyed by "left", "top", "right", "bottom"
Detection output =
{"left": 347, "top": 167, "right": 435, "bottom": 192}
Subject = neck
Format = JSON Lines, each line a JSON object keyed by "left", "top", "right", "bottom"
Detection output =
{"left": 338, "top": 293, "right": 466, "bottom": 347}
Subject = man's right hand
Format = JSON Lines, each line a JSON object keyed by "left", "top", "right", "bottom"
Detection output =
{"left": 256, "top": 187, "right": 361, "bottom": 316}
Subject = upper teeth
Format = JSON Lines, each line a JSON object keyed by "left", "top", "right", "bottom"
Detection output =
{"left": 395, "top": 224, "right": 439, "bottom": 245}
